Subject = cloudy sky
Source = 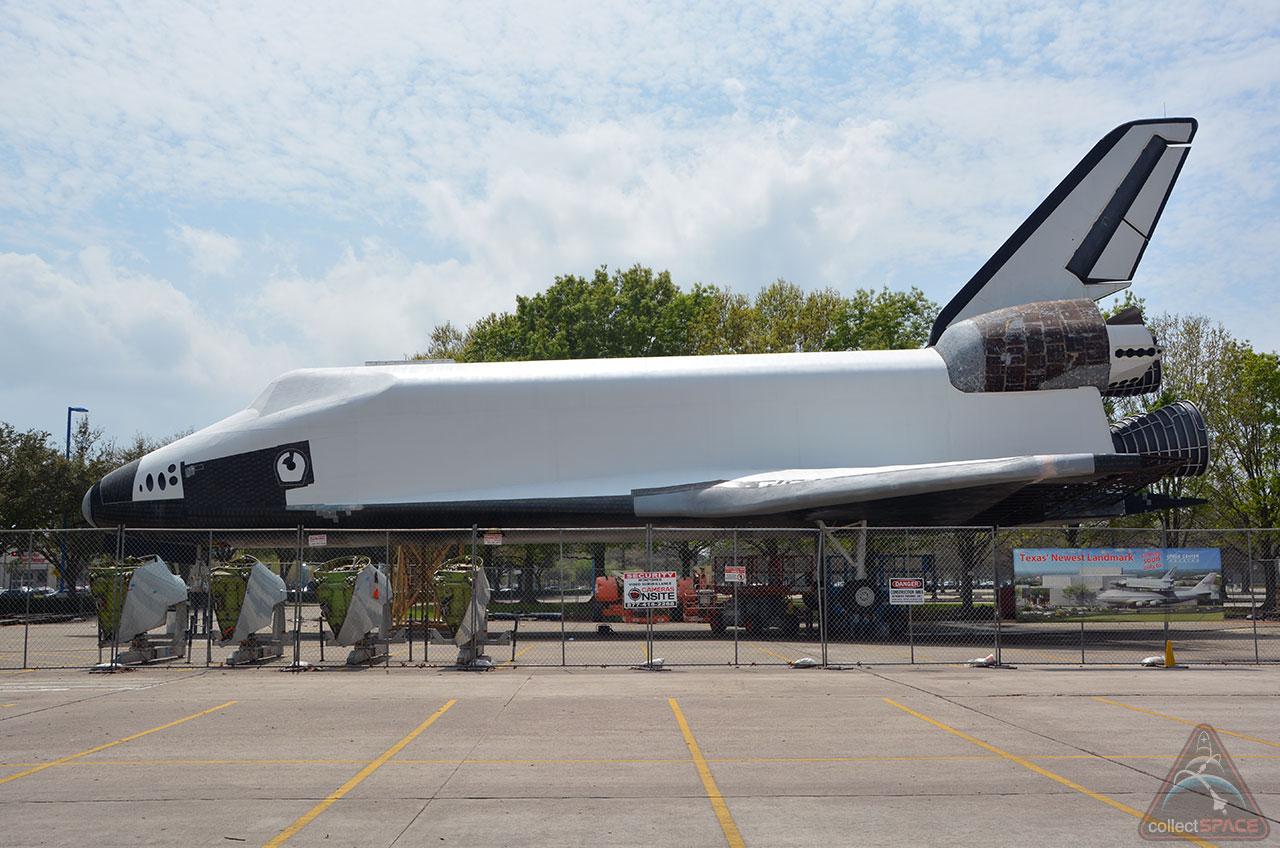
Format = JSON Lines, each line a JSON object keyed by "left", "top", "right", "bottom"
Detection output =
{"left": 3, "top": 2, "right": 1278, "bottom": 444}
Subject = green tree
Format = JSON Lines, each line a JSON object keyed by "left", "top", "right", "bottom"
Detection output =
{"left": 417, "top": 321, "right": 469, "bottom": 361}
{"left": 1206, "top": 343, "right": 1280, "bottom": 610}
{"left": 746, "top": 279, "right": 845, "bottom": 353}
{"left": 685, "top": 287, "right": 753, "bottom": 355}
{"left": 1, "top": 420, "right": 189, "bottom": 591}
{"left": 0, "top": 424, "right": 73, "bottom": 530}
{"left": 460, "top": 265, "right": 714, "bottom": 362}
{"left": 825, "top": 286, "right": 936, "bottom": 351}
{"left": 417, "top": 266, "right": 937, "bottom": 363}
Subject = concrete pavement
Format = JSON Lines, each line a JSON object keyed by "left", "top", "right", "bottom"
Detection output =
{"left": 1, "top": 665, "right": 1277, "bottom": 847}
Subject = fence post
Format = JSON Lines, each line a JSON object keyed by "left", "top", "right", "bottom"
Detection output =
{"left": 23, "top": 529, "right": 34, "bottom": 669}
{"left": 733, "top": 530, "right": 741, "bottom": 667}
{"left": 645, "top": 524, "right": 654, "bottom": 664}
{"left": 206, "top": 531, "right": 213, "bottom": 667}
{"left": 111, "top": 524, "right": 125, "bottom": 668}
{"left": 815, "top": 528, "right": 825, "bottom": 667}
{"left": 1249, "top": 530, "right": 1259, "bottom": 664}
{"left": 560, "top": 531, "right": 567, "bottom": 667}
{"left": 906, "top": 528, "right": 914, "bottom": 664}
{"left": 470, "top": 525, "right": 479, "bottom": 667}
{"left": 991, "top": 527, "right": 1001, "bottom": 667}
{"left": 293, "top": 526, "right": 303, "bottom": 668}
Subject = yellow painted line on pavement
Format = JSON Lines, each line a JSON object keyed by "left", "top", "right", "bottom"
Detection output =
{"left": 669, "top": 698, "right": 745, "bottom": 848}
{"left": 263, "top": 699, "right": 456, "bottom": 848}
{"left": 1094, "top": 698, "right": 1280, "bottom": 748}
{"left": 0, "top": 700, "right": 236, "bottom": 786}
{"left": 1002, "top": 648, "right": 1082, "bottom": 662}
{"left": 1, "top": 703, "right": 14, "bottom": 708}
{"left": 885, "top": 698, "right": 1219, "bottom": 848}
{"left": 837, "top": 643, "right": 966, "bottom": 667}
{"left": 0, "top": 669, "right": 34, "bottom": 675}
{"left": 499, "top": 645, "right": 533, "bottom": 666}
{"left": 747, "top": 642, "right": 794, "bottom": 663}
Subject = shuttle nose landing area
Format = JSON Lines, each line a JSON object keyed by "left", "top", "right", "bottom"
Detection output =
{"left": 2, "top": 667, "right": 1277, "bottom": 847}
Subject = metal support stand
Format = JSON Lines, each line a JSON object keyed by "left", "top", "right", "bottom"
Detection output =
{"left": 427, "top": 627, "right": 511, "bottom": 670}
{"left": 345, "top": 601, "right": 392, "bottom": 665}
{"left": 225, "top": 604, "right": 287, "bottom": 666}
{"left": 111, "top": 602, "right": 189, "bottom": 665}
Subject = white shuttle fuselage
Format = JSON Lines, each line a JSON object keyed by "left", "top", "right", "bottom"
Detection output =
{"left": 131, "top": 349, "right": 1109, "bottom": 507}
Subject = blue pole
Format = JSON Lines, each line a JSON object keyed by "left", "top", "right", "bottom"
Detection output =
{"left": 61, "top": 407, "right": 88, "bottom": 592}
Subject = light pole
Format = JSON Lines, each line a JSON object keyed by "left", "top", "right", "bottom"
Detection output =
{"left": 61, "top": 407, "right": 88, "bottom": 592}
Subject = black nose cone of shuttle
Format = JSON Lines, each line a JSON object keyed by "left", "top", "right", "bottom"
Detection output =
{"left": 83, "top": 457, "right": 137, "bottom": 527}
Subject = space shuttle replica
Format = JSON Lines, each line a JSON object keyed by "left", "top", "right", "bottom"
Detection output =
{"left": 84, "top": 118, "right": 1208, "bottom": 531}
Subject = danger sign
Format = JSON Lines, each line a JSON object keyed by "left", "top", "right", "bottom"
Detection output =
{"left": 622, "top": 571, "right": 677, "bottom": 609}
{"left": 888, "top": 577, "right": 925, "bottom": 605}
{"left": 723, "top": 565, "right": 746, "bottom": 584}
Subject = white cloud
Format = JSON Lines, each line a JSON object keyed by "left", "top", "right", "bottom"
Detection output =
{"left": 2, "top": 0, "right": 1279, "bottom": 441}
{"left": 250, "top": 240, "right": 503, "bottom": 366}
{"left": 0, "top": 249, "right": 291, "bottom": 436}
{"left": 169, "top": 225, "right": 242, "bottom": 277}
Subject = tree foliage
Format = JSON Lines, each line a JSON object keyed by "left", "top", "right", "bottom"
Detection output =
{"left": 414, "top": 264, "right": 937, "bottom": 363}
{"left": 0, "top": 421, "right": 184, "bottom": 531}
{"left": 462, "top": 266, "right": 715, "bottom": 361}
{"left": 1209, "top": 345, "right": 1280, "bottom": 535}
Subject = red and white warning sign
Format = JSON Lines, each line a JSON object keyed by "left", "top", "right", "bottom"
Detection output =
{"left": 622, "top": 571, "right": 678, "bottom": 609}
{"left": 723, "top": 564, "right": 746, "bottom": 584}
{"left": 888, "top": 577, "right": 925, "bottom": 605}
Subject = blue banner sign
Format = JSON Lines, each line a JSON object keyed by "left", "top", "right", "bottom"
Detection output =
{"left": 1013, "top": 548, "right": 1221, "bottom": 577}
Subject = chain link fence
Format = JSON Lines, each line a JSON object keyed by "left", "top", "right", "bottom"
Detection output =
{"left": 2, "top": 525, "right": 1276, "bottom": 669}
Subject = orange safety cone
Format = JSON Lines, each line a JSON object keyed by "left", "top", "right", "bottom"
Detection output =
{"left": 1164, "top": 639, "right": 1176, "bottom": 668}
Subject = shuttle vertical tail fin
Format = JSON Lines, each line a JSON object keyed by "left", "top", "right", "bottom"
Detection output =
{"left": 929, "top": 118, "right": 1197, "bottom": 345}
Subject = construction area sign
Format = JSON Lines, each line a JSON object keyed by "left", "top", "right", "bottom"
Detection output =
{"left": 888, "top": 577, "right": 925, "bottom": 605}
{"left": 723, "top": 564, "right": 746, "bottom": 584}
{"left": 622, "top": 571, "right": 677, "bottom": 609}
{"left": 1141, "top": 724, "right": 1269, "bottom": 840}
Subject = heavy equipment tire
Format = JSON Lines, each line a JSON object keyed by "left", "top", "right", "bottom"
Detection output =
{"left": 844, "top": 579, "right": 881, "bottom": 611}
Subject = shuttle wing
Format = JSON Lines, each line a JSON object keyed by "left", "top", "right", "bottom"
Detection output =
{"left": 633, "top": 451, "right": 1180, "bottom": 525}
